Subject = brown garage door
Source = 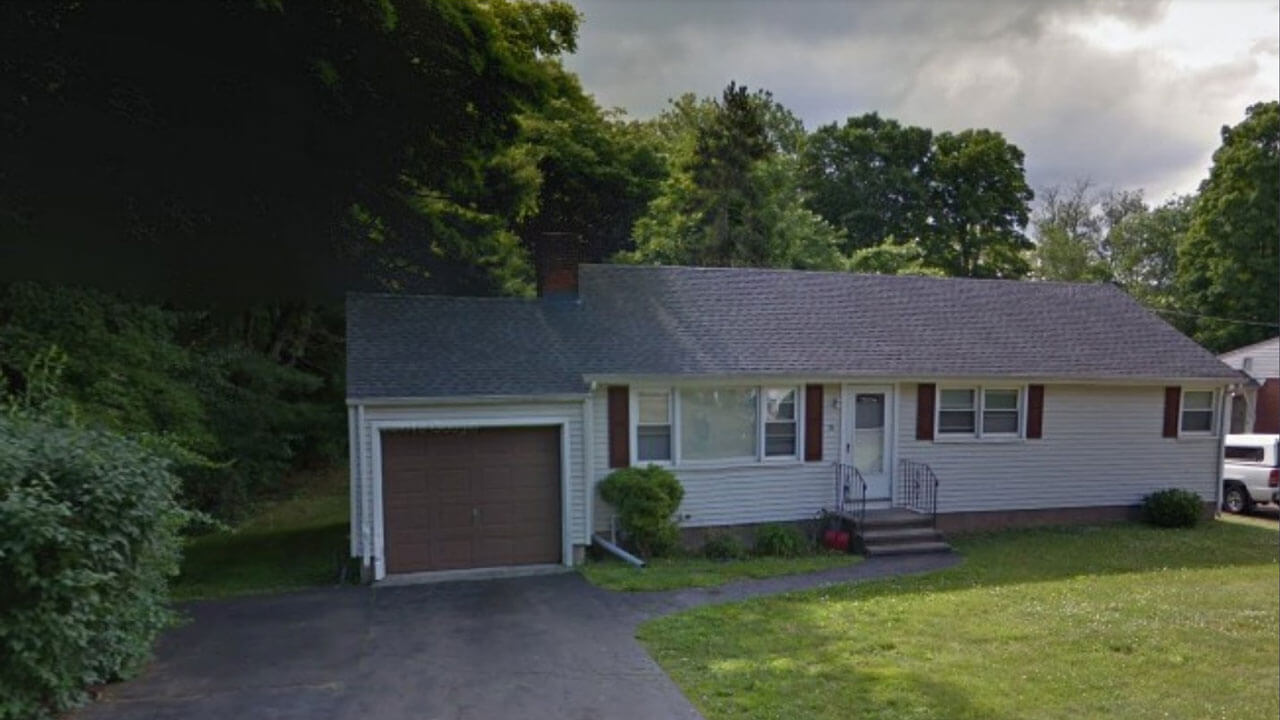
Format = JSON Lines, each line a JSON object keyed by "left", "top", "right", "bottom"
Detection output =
{"left": 381, "top": 426, "right": 562, "bottom": 573}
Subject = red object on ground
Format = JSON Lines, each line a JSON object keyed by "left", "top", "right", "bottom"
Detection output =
{"left": 822, "top": 529, "right": 851, "bottom": 552}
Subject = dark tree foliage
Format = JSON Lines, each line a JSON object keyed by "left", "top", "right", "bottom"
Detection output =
{"left": 0, "top": 283, "right": 343, "bottom": 520}
{"left": 516, "top": 67, "right": 667, "bottom": 264}
{"left": 800, "top": 115, "right": 1034, "bottom": 277}
{"left": 801, "top": 114, "right": 934, "bottom": 252}
{"left": 626, "top": 83, "right": 845, "bottom": 269}
{"left": 1177, "top": 101, "right": 1280, "bottom": 352}
{"left": 0, "top": 0, "right": 575, "bottom": 301}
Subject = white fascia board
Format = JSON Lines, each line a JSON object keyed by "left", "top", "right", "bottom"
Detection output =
{"left": 346, "top": 393, "right": 589, "bottom": 407}
{"left": 581, "top": 373, "right": 1241, "bottom": 387}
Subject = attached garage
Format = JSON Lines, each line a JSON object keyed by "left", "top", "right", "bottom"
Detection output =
{"left": 380, "top": 427, "right": 562, "bottom": 573}
{"left": 348, "top": 399, "right": 590, "bottom": 581}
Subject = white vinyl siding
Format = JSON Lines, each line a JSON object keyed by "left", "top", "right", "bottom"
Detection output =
{"left": 1219, "top": 338, "right": 1280, "bottom": 381}
{"left": 351, "top": 400, "right": 589, "bottom": 568}
{"left": 592, "top": 385, "right": 840, "bottom": 531}
{"left": 899, "top": 383, "right": 1221, "bottom": 512}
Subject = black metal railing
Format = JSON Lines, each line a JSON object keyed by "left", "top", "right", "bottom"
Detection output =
{"left": 835, "top": 462, "right": 867, "bottom": 528}
{"left": 895, "top": 459, "right": 940, "bottom": 526}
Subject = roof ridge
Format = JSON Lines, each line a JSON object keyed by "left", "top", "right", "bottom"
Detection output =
{"left": 579, "top": 263, "right": 1113, "bottom": 290}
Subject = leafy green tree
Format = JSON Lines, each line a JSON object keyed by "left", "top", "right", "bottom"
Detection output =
{"left": 1031, "top": 179, "right": 1185, "bottom": 310}
{"left": 0, "top": 284, "right": 341, "bottom": 519}
{"left": 1108, "top": 195, "right": 1190, "bottom": 310}
{"left": 514, "top": 67, "right": 667, "bottom": 263}
{"left": 848, "top": 240, "right": 944, "bottom": 276}
{"left": 799, "top": 116, "right": 1033, "bottom": 277}
{"left": 925, "top": 129, "right": 1035, "bottom": 278}
{"left": 1031, "top": 180, "right": 1114, "bottom": 282}
{"left": 625, "top": 83, "right": 844, "bottom": 269}
{"left": 800, "top": 114, "right": 934, "bottom": 252}
{"left": 1177, "top": 101, "right": 1280, "bottom": 351}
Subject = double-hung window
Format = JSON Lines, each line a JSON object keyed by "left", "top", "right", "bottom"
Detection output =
{"left": 938, "top": 386, "right": 1024, "bottom": 439}
{"left": 938, "top": 389, "right": 977, "bottom": 435}
{"left": 763, "top": 388, "right": 798, "bottom": 458}
{"left": 1180, "top": 390, "right": 1215, "bottom": 434}
{"left": 981, "top": 389, "right": 1021, "bottom": 435}
{"left": 636, "top": 390, "right": 673, "bottom": 462}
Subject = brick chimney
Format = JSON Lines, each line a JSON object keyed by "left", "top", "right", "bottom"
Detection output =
{"left": 534, "top": 232, "right": 582, "bottom": 300}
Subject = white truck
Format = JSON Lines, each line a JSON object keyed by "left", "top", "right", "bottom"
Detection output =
{"left": 1221, "top": 434, "right": 1280, "bottom": 513}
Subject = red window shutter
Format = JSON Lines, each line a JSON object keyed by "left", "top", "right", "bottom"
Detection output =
{"left": 804, "top": 384, "right": 823, "bottom": 461}
{"left": 607, "top": 386, "right": 630, "bottom": 468}
{"left": 1162, "top": 386, "right": 1181, "bottom": 438}
{"left": 1026, "top": 385, "right": 1045, "bottom": 439}
{"left": 916, "top": 383, "right": 936, "bottom": 441}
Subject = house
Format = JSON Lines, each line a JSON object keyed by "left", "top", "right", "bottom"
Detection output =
{"left": 1218, "top": 336, "right": 1279, "bottom": 434}
{"left": 346, "top": 258, "right": 1239, "bottom": 581}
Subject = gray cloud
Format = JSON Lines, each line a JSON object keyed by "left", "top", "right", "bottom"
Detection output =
{"left": 564, "top": 0, "right": 1278, "bottom": 202}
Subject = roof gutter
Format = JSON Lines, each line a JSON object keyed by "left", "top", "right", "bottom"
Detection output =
{"left": 579, "top": 373, "right": 1242, "bottom": 387}
{"left": 345, "top": 393, "right": 589, "bottom": 407}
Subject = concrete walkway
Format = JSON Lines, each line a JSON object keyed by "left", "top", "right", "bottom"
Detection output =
{"left": 79, "top": 553, "right": 960, "bottom": 720}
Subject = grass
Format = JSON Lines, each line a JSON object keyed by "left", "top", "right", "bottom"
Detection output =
{"left": 582, "top": 551, "right": 859, "bottom": 592}
{"left": 640, "top": 519, "right": 1280, "bottom": 720}
{"left": 171, "top": 466, "right": 351, "bottom": 601}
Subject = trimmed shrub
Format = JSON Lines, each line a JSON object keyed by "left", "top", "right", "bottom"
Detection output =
{"left": 598, "top": 465, "right": 683, "bottom": 558}
{"left": 0, "top": 415, "right": 189, "bottom": 720}
{"left": 1141, "top": 488, "right": 1204, "bottom": 528}
{"left": 703, "top": 533, "right": 747, "bottom": 561}
{"left": 754, "top": 523, "right": 808, "bottom": 557}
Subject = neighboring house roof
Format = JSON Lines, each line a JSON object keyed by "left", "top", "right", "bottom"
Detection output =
{"left": 1218, "top": 336, "right": 1280, "bottom": 382}
{"left": 347, "top": 264, "right": 1239, "bottom": 399}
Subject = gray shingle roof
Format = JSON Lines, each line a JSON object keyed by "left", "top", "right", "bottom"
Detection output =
{"left": 347, "top": 264, "right": 1238, "bottom": 399}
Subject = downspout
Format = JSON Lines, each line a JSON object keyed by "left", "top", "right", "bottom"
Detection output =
{"left": 347, "top": 406, "right": 359, "bottom": 558}
{"left": 357, "top": 404, "right": 373, "bottom": 573}
{"left": 582, "top": 390, "right": 595, "bottom": 553}
{"left": 591, "top": 534, "right": 645, "bottom": 568}
{"left": 1214, "top": 385, "right": 1230, "bottom": 517}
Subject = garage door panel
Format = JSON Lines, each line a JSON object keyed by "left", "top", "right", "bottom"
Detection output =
{"left": 381, "top": 426, "right": 561, "bottom": 574}
{"left": 431, "top": 539, "right": 475, "bottom": 570}
{"left": 433, "top": 502, "right": 475, "bottom": 531}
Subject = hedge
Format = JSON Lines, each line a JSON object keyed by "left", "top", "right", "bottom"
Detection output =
{"left": 0, "top": 415, "right": 188, "bottom": 720}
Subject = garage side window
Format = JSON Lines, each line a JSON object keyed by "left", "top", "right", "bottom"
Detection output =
{"left": 636, "top": 390, "right": 673, "bottom": 461}
{"left": 1180, "top": 390, "right": 1215, "bottom": 434}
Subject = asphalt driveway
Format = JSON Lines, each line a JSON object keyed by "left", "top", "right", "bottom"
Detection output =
{"left": 79, "top": 554, "right": 959, "bottom": 720}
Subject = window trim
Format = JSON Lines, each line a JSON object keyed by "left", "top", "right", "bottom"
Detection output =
{"left": 1179, "top": 388, "right": 1217, "bottom": 437}
{"left": 980, "top": 387, "right": 1023, "bottom": 438}
{"left": 761, "top": 386, "right": 801, "bottom": 461}
{"left": 934, "top": 385, "right": 1027, "bottom": 442}
{"left": 630, "top": 388, "right": 674, "bottom": 466}
{"left": 628, "top": 384, "right": 807, "bottom": 468}
{"left": 936, "top": 387, "right": 978, "bottom": 436}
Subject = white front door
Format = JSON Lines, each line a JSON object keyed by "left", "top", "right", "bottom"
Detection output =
{"left": 844, "top": 385, "right": 894, "bottom": 500}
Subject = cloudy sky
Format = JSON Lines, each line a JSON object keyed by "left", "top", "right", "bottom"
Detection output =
{"left": 563, "top": 0, "right": 1279, "bottom": 203}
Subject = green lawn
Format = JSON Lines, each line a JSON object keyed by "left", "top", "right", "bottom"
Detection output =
{"left": 640, "top": 520, "right": 1280, "bottom": 720}
{"left": 171, "top": 467, "right": 351, "bottom": 601}
{"left": 583, "top": 552, "right": 859, "bottom": 592}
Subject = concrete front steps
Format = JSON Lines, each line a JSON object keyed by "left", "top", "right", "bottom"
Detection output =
{"left": 855, "top": 508, "right": 953, "bottom": 557}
